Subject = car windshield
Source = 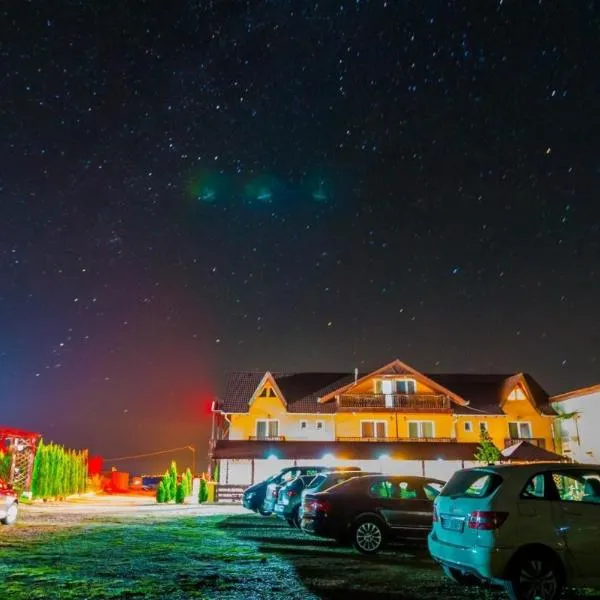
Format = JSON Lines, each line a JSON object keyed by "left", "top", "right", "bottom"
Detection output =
{"left": 441, "top": 469, "right": 503, "bottom": 499}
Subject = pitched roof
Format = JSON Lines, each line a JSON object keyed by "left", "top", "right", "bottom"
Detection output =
{"left": 216, "top": 372, "right": 354, "bottom": 414}
{"left": 216, "top": 370, "right": 556, "bottom": 416}
{"left": 501, "top": 440, "right": 566, "bottom": 462}
{"left": 551, "top": 383, "right": 600, "bottom": 403}
{"left": 427, "top": 373, "right": 555, "bottom": 416}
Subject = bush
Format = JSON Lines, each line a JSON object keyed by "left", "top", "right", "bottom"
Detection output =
{"left": 175, "top": 482, "right": 185, "bottom": 504}
{"left": 199, "top": 477, "right": 208, "bottom": 503}
{"left": 156, "top": 481, "right": 166, "bottom": 503}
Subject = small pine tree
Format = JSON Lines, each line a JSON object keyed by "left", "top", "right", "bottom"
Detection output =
{"left": 156, "top": 481, "right": 166, "bottom": 503}
{"left": 199, "top": 477, "right": 208, "bottom": 503}
{"left": 474, "top": 430, "right": 502, "bottom": 465}
{"left": 185, "top": 468, "right": 193, "bottom": 497}
{"left": 175, "top": 482, "right": 185, "bottom": 504}
{"left": 168, "top": 461, "right": 177, "bottom": 501}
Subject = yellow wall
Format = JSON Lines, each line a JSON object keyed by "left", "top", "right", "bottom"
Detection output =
{"left": 223, "top": 375, "right": 555, "bottom": 450}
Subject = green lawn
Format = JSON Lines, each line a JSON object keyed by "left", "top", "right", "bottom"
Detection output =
{"left": 1, "top": 512, "right": 598, "bottom": 599}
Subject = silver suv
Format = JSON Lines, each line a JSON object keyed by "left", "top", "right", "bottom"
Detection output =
{"left": 428, "top": 462, "right": 600, "bottom": 600}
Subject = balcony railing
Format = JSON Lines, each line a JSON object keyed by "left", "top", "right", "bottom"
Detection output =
{"left": 337, "top": 393, "right": 451, "bottom": 412}
{"left": 504, "top": 437, "right": 546, "bottom": 449}
{"left": 336, "top": 437, "right": 457, "bottom": 443}
{"left": 248, "top": 435, "right": 286, "bottom": 441}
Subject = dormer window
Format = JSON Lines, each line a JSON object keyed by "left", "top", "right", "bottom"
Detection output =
{"left": 258, "top": 387, "right": 276, "bottom": 398}
{"left": 507, "top": 386, "right": 527, "bottom": 401}
{"left": 374, "top": 379, "right": 417, "bottom": 394}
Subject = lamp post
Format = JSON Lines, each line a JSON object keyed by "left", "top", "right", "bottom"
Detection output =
{"left": 185, "top": 444, "right": 196, "bottom": 476}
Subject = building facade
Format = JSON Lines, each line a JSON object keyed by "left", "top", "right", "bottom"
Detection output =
{"left": 210, "top": 359, "right": 558, "bottom": 485}
{"left": 551, "top": 385, "right": 600, "bottom": 463}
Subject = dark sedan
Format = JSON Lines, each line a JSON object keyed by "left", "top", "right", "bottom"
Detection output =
{"left": 301, "top": 474, "right": 445, "bottom": 554}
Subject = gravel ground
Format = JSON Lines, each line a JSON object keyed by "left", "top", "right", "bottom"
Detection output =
{"left": 1, "top": 501, "right": 599, "bottom": 599}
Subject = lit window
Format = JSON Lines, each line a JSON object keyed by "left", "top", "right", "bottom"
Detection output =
{"left": 256, "top": 419, "right": 279, "bottom": 440}
{"left": 464, "top": 421, "right": 473, "bottom": 433}
{"left": 507, "top": 386, "right": 527, "bottom": 401}
{"left": 508, "top": 422, "right": 532, "bottom": 439}
{"left": 408, "top": 421, "right": 435, "bottom": 439}
{"left": 361, "top": 420, "right": 386, "bottom": 439}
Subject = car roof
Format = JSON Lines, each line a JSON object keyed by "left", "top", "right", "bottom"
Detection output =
{"left": 348, "top": 474, "right": 445, "bottom": 484}
{"left": 464, "top": 462, "right": 599, "bottom": 474}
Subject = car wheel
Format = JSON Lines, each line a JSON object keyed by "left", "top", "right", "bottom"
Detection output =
{"left": 503, "top": 551, "right": 564, "bottom": 600}
{"left": 258, "top": 507, "right": 272, "bottom": 516}
{"left": 1, "top": 502, "right": 18, "bottom": 526}
{"left": 442, "top": 565, "right": 480, "bottom": 587}
{"left": 352, "top": 517, "right": 386, "bottom": 554}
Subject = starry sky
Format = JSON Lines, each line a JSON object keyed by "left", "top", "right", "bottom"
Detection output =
{"left": 2, "top": 1, "right": 599, "bottom": 473}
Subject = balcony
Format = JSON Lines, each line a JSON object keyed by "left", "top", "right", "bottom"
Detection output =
{"left": 337, "top": 393, "right": 452, "bottom": 412}
{"left": 336, "top": 437, "right": 457, "bottom": 443}
{"left": 504, "top": 437, "right": 546, "bottom": 449}
{"left": 248, "top": 435, "right": 286, "bottom": 441}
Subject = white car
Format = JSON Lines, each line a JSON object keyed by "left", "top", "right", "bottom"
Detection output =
{"left": 428, "top": 462, "right": 600, "bottom": 600}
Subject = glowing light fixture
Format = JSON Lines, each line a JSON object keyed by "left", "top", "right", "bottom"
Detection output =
{"left": 322, "top": 453, "right": 335, "bottom": 461}
{"left": 267, "top": 453, "right": 278, "bottom": 461}
{"left": 378, "top": 453, "right": 390, "bottom": 461}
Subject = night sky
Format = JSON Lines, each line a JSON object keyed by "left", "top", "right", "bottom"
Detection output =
{"left": 2, "top": 2, "right": 599, "bottom": 473}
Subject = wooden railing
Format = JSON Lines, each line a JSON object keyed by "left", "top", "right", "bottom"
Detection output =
{"left": 336, "top": 437, "right": 457, "bottom": 443}
{"left": 504, "top": 437, "right": 546, "bottom": 449}
{"left": 248, "top": 435, "right": 286, "bottom": 441}
{"left": 337, "top": 393, "right": 451, "bottom": 412}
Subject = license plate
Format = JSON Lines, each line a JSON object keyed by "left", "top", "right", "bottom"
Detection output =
{"left": 441, "top": 516, "right": 465, "bottom": 532}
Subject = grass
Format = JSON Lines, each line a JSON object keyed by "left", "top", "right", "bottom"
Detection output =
{"left": 1, "top": 512, "right": 600, "bottom": 599}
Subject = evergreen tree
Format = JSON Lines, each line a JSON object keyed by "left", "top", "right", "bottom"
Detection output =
{"left": 474, "top": 430, "right": 502, "bottom": 465}
{"left": 31, "top": 439, "right": 44, "bottom": 498}
{"left": 185, "top": 468, "right": 193, "bottom": 496}
{"left": 168, "top": 461, "right": 177, "bottom": 501}
{"left": 199, "top": 477, "right": 208, "bottom": 503}
{"left": 156, "top": 481, "right": 166, "bottom": 503}
{"left": 175, "top": 482, "right": 185, "bottom": 504}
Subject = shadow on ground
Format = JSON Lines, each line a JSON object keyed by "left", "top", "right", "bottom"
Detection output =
{"left": 218, "top": 514, "right": 499, "bottom": 600}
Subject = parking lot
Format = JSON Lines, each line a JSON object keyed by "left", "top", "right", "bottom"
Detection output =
{"left": 1, "top": 502, "right": 599, "bottom": 599}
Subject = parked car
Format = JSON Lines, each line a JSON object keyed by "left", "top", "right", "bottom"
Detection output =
{"left": 242, "top": 466, "right": 331, "bottom": 515}
{"left": 428, "top": 463, "right": 600, "bottom": 600}
{"left": 273, "top": 475, "right": 317, "bottom": 527}
{"left": 301, "top": 474, "right": 445, "bottom": 553}
{"left": 262, "top": 466, "right": 360, "bottom": 515}
{"left": 0, "top": 478, "right": 18, "bottom": 525}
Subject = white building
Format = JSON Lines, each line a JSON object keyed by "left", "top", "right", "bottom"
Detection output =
{"left": 551, "top": 384, "right": 600, "bottom": 463}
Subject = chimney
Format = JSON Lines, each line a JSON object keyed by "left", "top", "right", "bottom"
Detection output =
{"left": 354, "top": 367, "right": 359, "bottom": 383}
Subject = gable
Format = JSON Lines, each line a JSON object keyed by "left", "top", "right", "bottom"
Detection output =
{"left": 248, "top": 372, "right": 286, "bottom": 410}
{"left": 318, "top": 359, "right": 469, "bottom": 406}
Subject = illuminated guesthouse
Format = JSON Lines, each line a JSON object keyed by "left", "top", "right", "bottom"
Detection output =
{"left": 209, "top": 359, "right": 563, "bottom": 485}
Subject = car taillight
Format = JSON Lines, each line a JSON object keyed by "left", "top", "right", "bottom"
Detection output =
{"left": 305, "top": 498, "right": 330, "bottom": 513}
{"left": 432, "top": 506, "right": 439, "bottom": 523}
{"left": 286, "top": 490, "right": 297, "bottom": 497}
{"left": 468, "top": 511, "right": 508, "bottom": 530}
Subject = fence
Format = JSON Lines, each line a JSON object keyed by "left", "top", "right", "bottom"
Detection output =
{"left": 214, "top": 484, "right": 246, "bottom": 503}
